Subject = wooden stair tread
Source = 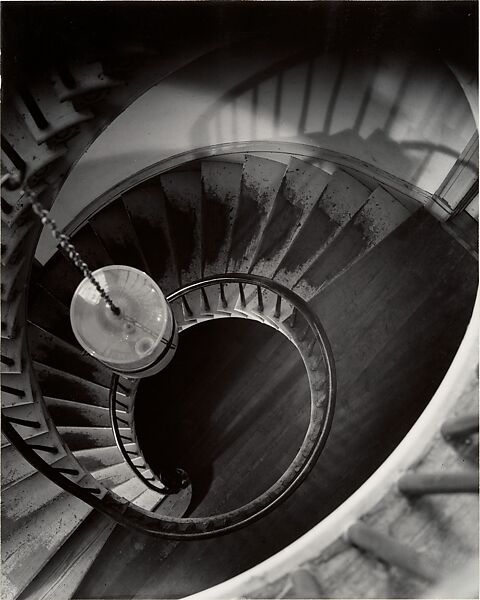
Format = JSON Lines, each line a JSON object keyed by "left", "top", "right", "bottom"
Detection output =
{"left": 94, "top": 461, "right": 136, "bottom": 489}
{"left": 1, "top": 492, "right": 93, "bottom": 600}
{"left": 56, "top": 426, "right": 130, "bottom": 451}
{"left": 89, "top": 199, "right": 151, "bottom": 274}
{"left": 275, "top": 169, "right": 371, "bottom": 286}
{"left": 28, "top": 284, "right": 76, "bottom": 345}
{"left": 228, "top": 155, "right": 286, "bottom": 273}
{"left": 33, "top": 362, "right": 110, "bottom": 409}
{"left": 122, "top": 182, "right": 180, "bottom": 294}
{"left": 16, "top": 510, "right": 116, "bottom": 600}
{"left": 251, "top": 157, "right": 330, "bottom": 278}
{"left": 44, "top": 397, "right": 114, "bottom": 428}
{"left": 2, "top": 471, "right": 65, "bottom": 538}
{"left": 201, "top": 160, "right": 243, "bottom": 276}
{"left": 160, "top": 171, "right": 203, "bottom": 284}
{"left": 27, "top": 322, "right": 112, "bottom": 388}
{"left": 73, "top": 446, "right": 125, "bottom": 473}
{"left": 296, "top": 186, "right": 412, "bottom": 300}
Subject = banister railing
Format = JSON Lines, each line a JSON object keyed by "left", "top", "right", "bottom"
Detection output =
{"left": 109, "top": 373, "right": 188, "bottom": 495}
{"left": 104, "top": 273, "right": 336, "bottom": 537}
{"left": 3, "top": 242, "right": 336, "bottom": 537}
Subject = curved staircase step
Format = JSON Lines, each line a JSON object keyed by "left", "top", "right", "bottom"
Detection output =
{"left": 275, "top": 169, "right": 371, "bottom": 287}
{"left": 2, "top": 471, "right": 65, "bottom": 539}
{"left": 13, "top": 82, "right": 93, "bottom": 144}
{"left": 295, "top": 186, "right": 412, "bottom": 300}
{"left": 52, "top": 60, "right": 123, "bottom": 103}
{"left": 27, "top": 323, "right": 112, "bottom": 387}
{"left": 2, "top": 443, "right": 36, "bottom": 488}
{"left": 89, "top": 199, "right": 150, "bottom": 274}
{"left": 132, "top": 487, "right": 164, "bottom": 511}
{"left": 44, "top": 397, "right": 113, "bottom": 428}
{"left": 56, "top": 426, "right": 130, "bottom": 451}
{"left": 94, "top": 461, "right": 138, "bottom": 489}
{"left": 37, "top": 224, "right": 114, "bottom": 307}
{"left": 73, "top": 445, "right": 125, "bottom": 473}
{"left": 28, "top": 284, "right": 76, "bottom": 345}
{"left": 160, "top": 170, "right": 203, "bottom": 284}
{"left": 112, "top": 475, "right": 158, "bottom": 501}
{"left": 251, "top": 157, "right": 330, "bottom": 278}
{"left": 33, "top": 362, "right": 111, "bottom": 408}
{"left": 228, "top": 155, "right": 286, "bottom": 273}
{"left": 1, "top": 492, "right": 93, "bottom": 600}
{"left": 15, "top": 510, "right": 116, "bottom": 600}
{"left": 201, "top": 160, "right": 243, "bottom": 276}
{"left": 1, "top": 431, "right": 68, "bottom": 489}
{"left": 122, "top": 181, "right": 180, "bottom": 293}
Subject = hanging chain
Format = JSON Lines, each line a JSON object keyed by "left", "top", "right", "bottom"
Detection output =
{"left": 0, "top": 171, "right": 121, "bottom": 315}
{"left": 27, "top": 190, "right": 121, "bottom": 315}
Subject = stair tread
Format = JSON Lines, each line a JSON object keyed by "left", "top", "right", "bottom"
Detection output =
{"left": 74, "top": 445, "right": 125, "bottom": 472}
{"left": 275, "top": 169, "right": 372, "bottom": 286}
{"left": 27, "top": 322, "right": 112, "bottom": 387}
{"left": 89, "top": 199, "right": 151, "bottom": 274}
{"left": 2, "top": 470, "right": 66, "bottom": 536}
{"left": 122, "top": 182, "right": 180, "bottom": 294}
{"left": 312, "top": 209, "right": 474, "bottom": 394}
{"left": 28, "top": 284, "right": 76, "bottom": 345}
{"left": 57, "top": 426, "right": 130, "bottom": 451}
{"left": 201, "top": 160, "right": 243, "bottom": 276}
{"left": 44, "top": 396, "right": 114, "bottom": 428}
{"left": 295, "top": 186, "right": 412, "bottom": 299}
{"left": 160, "top": 170, "right": 203, "bottom": 284}
{"left": 251, "top": 157, "right": 330, "bottom": 278}
{"left": 1, "top": 491, "right": 93, "bottom": 600}
{"left": 228, "top": 155, "right": 286, "bottom": 273}
{"left": 16, "top": 510, "right": 116, "bottom": 600}
{"left": 34, "top": 362, "right": 111, "bottom": 408}
{"left": 1, "top": 430, "right": 68, "bottom": 489}
{"left": 94, "top": 461, "right": 136, "bottom": 489}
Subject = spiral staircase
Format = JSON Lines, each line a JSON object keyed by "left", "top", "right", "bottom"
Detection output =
{"left": 2, "top": 4, "right": 479, "bottom": 599}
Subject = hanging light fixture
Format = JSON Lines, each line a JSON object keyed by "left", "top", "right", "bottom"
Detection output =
{"left": 29, "top": 192, "right": 177, "bottom": 378}
{"left": 70, "top": 265, "right": 177, "bottom": 377}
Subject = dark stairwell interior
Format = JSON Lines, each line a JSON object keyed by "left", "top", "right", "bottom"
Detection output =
{"left": 2, "top": 4, "right": 478, "bottom": 599}
{"left": 65, "top": 201, "right": 477, "bottom": 599}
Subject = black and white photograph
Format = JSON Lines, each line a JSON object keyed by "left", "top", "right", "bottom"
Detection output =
{"left": 1, "top": 1, "right": 478, "bottom": 599}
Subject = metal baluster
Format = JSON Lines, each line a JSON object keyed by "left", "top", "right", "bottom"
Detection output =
{"left": 201, "top": 287, "right": 211, "bottom": 312}
{"left": 181, "top": 295, "right": 193, "bottom": 317}
{"left": 220, "top": 283, "right": 228, "bottom": 309}
{"left": 257, "top": 285, "right": 264, "bottom": 312}
{"left": 239, "top": 283, "right": 246, "bottom": 308}
{"left": 274, "top": 294, "right": 282, "bottom": 319}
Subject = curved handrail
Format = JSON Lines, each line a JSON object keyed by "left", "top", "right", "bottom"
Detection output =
{"left": 5, "top": 267, "right": 335, "bottom": 538}
{"left": 57, "top": 140, "right": 450, "bottom": 247}
{"left": 108, "top": 274, "right": 337, "bottom": 524}
{"left": 109, "top": 374, "right": 170, "bottom": 494}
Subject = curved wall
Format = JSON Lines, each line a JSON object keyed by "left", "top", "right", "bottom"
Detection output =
{"left": 37, "top": 37, "right": 475, "bottom": 263}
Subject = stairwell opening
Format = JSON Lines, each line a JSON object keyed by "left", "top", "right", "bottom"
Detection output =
{"left": 134, "top": 317, "right": 311, "bottom": 517}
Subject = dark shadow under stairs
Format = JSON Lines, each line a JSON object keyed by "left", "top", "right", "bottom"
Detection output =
{"left": 3, "top": 154, "right": 478, "bottom": 599}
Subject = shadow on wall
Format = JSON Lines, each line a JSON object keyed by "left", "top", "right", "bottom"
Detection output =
{"left": 191, "top": 46, "right": 475, "bottom": 194}
{"left": 38, "top": 35, "right": 476, "bottom": 264}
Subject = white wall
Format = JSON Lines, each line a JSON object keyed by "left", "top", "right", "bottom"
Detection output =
{"left": 37, "top": 38, "right": 475, "bottom": 263}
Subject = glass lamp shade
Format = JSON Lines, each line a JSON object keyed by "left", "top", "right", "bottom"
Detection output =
{"left": 70, "top": 265, "right": 177, "bottom": 378}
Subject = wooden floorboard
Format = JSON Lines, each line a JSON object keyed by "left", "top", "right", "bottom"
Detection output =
{"left": 75, "top": 212, "right": 477, "bottom": 599}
